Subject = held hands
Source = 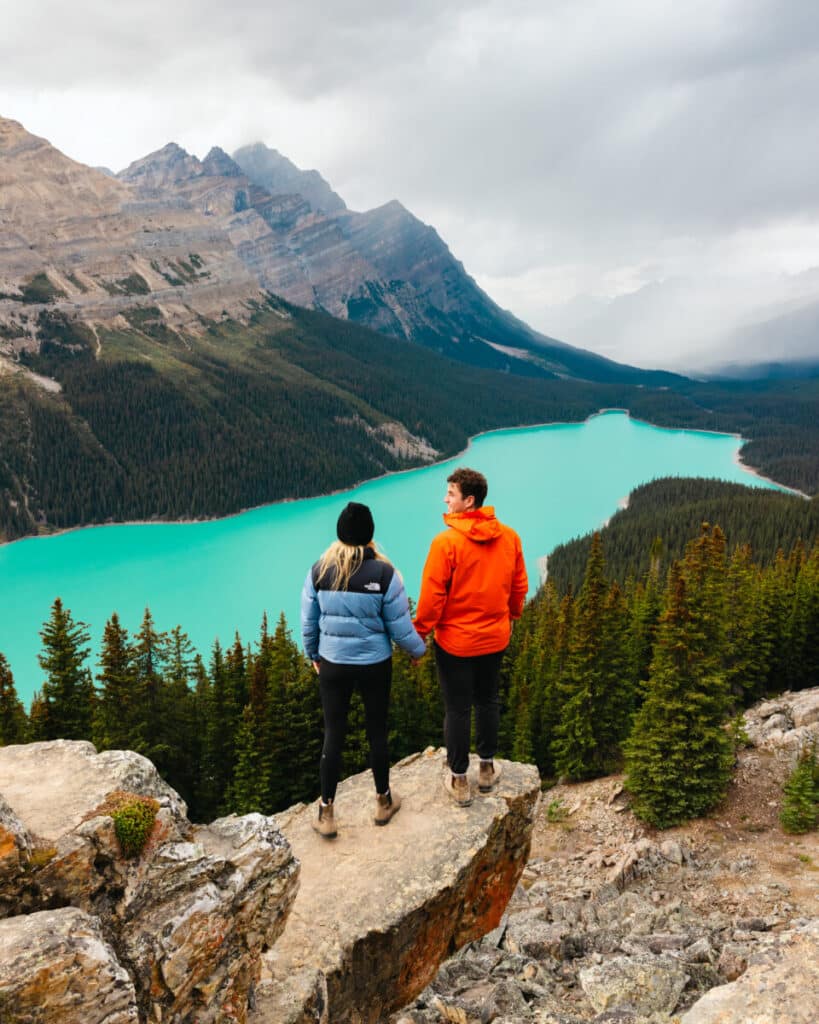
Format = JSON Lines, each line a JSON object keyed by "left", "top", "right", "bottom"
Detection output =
{"left": 312, "top": 660, "right": 320, "bottom": 674}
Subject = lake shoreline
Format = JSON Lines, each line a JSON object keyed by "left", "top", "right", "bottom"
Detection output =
{"left": 0, "top": 408, "right": 801, "bottom": 551}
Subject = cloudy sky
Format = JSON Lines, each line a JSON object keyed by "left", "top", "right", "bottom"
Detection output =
{"left": 3, "top": 0, "right": 819, "bottom": 370}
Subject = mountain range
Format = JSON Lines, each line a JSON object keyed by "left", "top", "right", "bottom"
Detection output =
{"left": 1, "top": 114, "right": 817, "bottom": 543}
{"left": 0, "top": 115, "right": 678, "bottom": 386}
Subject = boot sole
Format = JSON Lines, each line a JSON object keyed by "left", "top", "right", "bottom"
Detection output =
{"left": 374, "top": 804, "right": 401, "bottom": 826}
{"left": 442, "top": 776, "right": 473, "bottom": 806}
{"left": 312, "top": 827, "right": 337, "bottom": 839}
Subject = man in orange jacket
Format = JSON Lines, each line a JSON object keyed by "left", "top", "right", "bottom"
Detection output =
{"left": 415, "top": 467, "right": 528, "bottom": 806}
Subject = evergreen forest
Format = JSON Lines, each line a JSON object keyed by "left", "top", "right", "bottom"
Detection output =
{"left": 2, "top": 296, "right": 819, "bottom": 543}
{"left": 2, "top": 506, "right": 817, "bottom": 831}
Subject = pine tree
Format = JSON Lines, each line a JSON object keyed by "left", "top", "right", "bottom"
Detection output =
{"left": 38, "top": 598, "right": 94, "bottom": 739}
{"left": 201, "top": 639, "right": 233, "bottom": 815}
{"left": 780, "top": 744, "right": 819, "bottom": 834}
{"left": 724, "top": 544, "right": 772, "bottom": 705}
{"left": 284, "top": 654, "right": 324, "bottom": 806}
{"left": 131, "top": 608, "right": 168, "bottom": 766}
{"left": 763, "top": 548, "right": 800, "bottom": 695}
{"left": 552, "top": 534, "right": 632, "bottom": 779}
{"left": 189, "top": 654, "right": 219, "bottom": 823}
{"left": 159, "top": 626, "right": 198, "bottom": 802}
{"left": 785, "top": 542, "right": 819, "bottom": 692}
{"left": 265, "top": 616, "right": 298, "bottom": 809}
{"left": 625, "top": 566, "right": 662, "bottom": 699}
{"left": 94, "top": 613, "right": 138, "bottom": 751}
{"left": 0, "top": 653, "right": 28, "bottom": 745}
{"left": 231, "top": 704, "right": 268, "bottom": 814}
{"left": 624, "top": 542, "right": 734, "bottom": 829}
{"left": 28, "top": 691, "right": 49, "bottom": 741}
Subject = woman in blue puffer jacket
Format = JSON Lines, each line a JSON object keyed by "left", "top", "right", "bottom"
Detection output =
{"left": 301, "top": 501, "right": 426, "bottom": 838}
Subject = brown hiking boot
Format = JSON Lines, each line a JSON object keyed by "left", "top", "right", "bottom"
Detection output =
{"left": 374, "top": 789, "right": 402, "bottom": 826}
{"left": 311, "top": 800, "right": 337, "bottom": 839}
{"left": 442, "top": 770, "right": 473, "bottom": 807}
{"left": 478, "top": 759, "right": 502, "bottom": 793}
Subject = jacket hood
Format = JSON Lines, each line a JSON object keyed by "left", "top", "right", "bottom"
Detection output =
{"left": 443, "top": 506, "right": 503, "bottom": 543}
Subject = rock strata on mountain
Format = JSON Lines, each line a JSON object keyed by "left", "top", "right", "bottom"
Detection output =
{"left": 233, "top": 142, "right": 347, "bottom": 215}
{"left": 252, "top": 749, "right": 542, "bottom": 1024}
{"left": 0, "top": 116, "right": 262, "bottom": 349}
{"left": 0, "top": 115, "right": 673, "bottom": 383}
{"left": 0, "top": 740, "right": 299, "bottom": 1023}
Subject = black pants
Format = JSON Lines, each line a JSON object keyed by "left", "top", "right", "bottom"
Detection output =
{"left": 434, "top": 642, "right": 504, "bottom": 776}
{"left": 318, "top": 657, "right": 392, "bottom": 802}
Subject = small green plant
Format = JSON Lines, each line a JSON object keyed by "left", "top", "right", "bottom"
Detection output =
{"left": 797, "top": 853, "right": 814, "bottom": 866}
{"left": 729, "top": 713, "right": 751, "bottom": 750}
{"left": 111, "top": 796, "right": 159, "bottom": 858}
{"left": 780, "top": 744, "right": 819, "bottom": 835}
{"left": 546, "top": 798, "right": 569, "bottom": 823}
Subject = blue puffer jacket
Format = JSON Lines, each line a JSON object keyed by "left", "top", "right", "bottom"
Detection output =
{"left": 301, "top": 548, "right": 426, "bottom": 664}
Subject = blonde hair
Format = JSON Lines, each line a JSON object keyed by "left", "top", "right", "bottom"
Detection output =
{"left": 315, "top": 539, "right": 393, "bottom": 591}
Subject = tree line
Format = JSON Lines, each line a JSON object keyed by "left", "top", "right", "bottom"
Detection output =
{"left": 547, "top": 477, "right": 819, "bottom": 593}
{"left": 2, "top": 520, "right": 817, "bottom": 829}
{"left": 0, "top": 604, "right": 444, "bottom": 824}
{"left": 500, "top": 526, "right": 818, "bottom": 826}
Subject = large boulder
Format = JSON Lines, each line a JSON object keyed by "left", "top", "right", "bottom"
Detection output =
{"left": 579, "top": 954, "right": 688, "bottom": 1016}
{"left": 253, "top": 749, "right": 541, "bottom": 1024}
{"left": 0, "top": 740, "right": 299, "bottom": 1023}
{"left": 680, "top": 919, "right": 819, "bottom": 1024}
{"left": 743, "top": 688, "right": 819, "bottom": 757}
{"left": 0, "top": 907, "right": 138, "bottom": 1023}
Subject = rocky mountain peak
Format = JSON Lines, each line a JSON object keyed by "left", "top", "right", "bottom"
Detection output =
{"left": 232, "top": 140, "right": 347, "bottom": 213}
{"left": 201, "top": 145, "right": 243, "bottom": 178}
{"left": 118, "top": 141, "right": 204, "bottom": 188}
{"left": 0, "top": 115, "right": 28, "bottom": 148}
{"left": 0, "top": 117, "right": 262, "bottom": 336}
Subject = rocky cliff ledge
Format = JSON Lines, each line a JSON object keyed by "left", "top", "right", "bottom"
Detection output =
{"left": 0, "top": 743, "right": 540, "bottom": 1023}
{"left": 253, "top": 750, "right": 541, "bottom": 1024}
{"left": 0, "top": 740, "right": 299, "bottom": 1022}
{"left": 393, "top": 688, "right": 819, "bottom": 1023}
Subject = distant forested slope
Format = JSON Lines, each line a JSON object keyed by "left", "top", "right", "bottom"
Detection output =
{"left": 1, "top": 296, "right": 818, "bottom": 543}
{"left": 547, "top": 477, "right": 819, "bottom": 593}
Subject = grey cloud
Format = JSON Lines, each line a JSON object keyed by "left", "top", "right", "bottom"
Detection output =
{"left": 3, "top": 0, "right": 819, "bottom": 367}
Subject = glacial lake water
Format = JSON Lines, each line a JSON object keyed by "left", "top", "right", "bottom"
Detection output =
{"left": 0, "top": 411, "right": 782, "bottom": 705}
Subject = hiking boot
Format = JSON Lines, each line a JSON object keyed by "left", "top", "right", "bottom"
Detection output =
{"left": 478, "top": 759, "right": 502, "bottom": 793}
{"left": 311, "top": 800, "right": 337, "bottom": 839}
{"left": 374, "top": 789, "right": 402, "bottom": 826}
{"left": 442, "top": 770, "right": 473, "bottom": 807}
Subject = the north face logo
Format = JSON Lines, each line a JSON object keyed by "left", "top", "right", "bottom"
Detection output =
{"left": 364, "top": 582, "right": 381, "bottom": 592}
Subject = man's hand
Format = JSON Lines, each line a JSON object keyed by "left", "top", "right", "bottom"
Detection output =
{"left": 312, "top": 660, "right": 320, "bottom": 674}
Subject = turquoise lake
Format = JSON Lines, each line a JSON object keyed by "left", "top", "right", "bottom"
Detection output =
{"left": 0, "top": 411, "right": 782, "bottom": 705}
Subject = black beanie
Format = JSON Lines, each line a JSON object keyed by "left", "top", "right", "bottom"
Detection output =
{"left": 336, "top": 502, "right": 374, "bottom": 546}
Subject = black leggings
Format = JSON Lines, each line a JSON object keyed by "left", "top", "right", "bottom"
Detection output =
{"left": 318, "top": 657, "right": 392, "bottom": 802}
{"left": 434, "top": 642, "right": 504, "bottom": 775}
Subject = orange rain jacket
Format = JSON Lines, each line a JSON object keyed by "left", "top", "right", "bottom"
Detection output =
{"left": 414, "top": 506, "right": 528, "bottom": 657}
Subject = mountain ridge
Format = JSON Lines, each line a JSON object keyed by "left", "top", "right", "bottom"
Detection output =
{"left": 0, "top": 114, "right": 682, "bottom": 385}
